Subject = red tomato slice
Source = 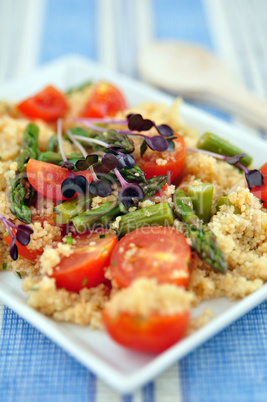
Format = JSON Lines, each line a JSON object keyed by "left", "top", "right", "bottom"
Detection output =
{"left": 109, "top": 227, "right": 191, "bottom": 288}
{"left": 51, "top": 230, "right": 118, "bottom": 292}
{"left": 3, "top": 231, "right": 41, "bottom": 262}
{"left": 135, "top": 136, "right": 186, "bottom": 181}
{"left": 251, "top": 162, "right": 267, "bottom": 207}
{"left": 81, "top": 82, "right": 127, "bottom": 118}
{"left": 102, "top": 310, "right": 190, "bottom": 353}
{"left": 17, "top": 85, "right": 68, "bottom": 122}
{"left": 26, "top": 159, "right": 93, "bottom": 201}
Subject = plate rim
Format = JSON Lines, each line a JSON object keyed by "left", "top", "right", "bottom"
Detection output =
{"left": 1, "top": 54, "right": 267, "bottom": 393}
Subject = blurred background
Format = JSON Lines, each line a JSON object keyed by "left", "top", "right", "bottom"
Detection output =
{"left": 1, "top": 0, "right": 267, "bottom": 132}
{"left": 0, "top": 0, "right": 266, "bottom": 93}
{"left": 1, "top": 0, "right": 267, "bottom": 401}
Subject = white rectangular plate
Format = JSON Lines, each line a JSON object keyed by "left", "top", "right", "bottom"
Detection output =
{"left": 1, "top": 55, "right": 267, "bottom": 394}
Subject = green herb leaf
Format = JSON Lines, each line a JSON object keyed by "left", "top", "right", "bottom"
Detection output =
{"left": 82, "top": 278, "right": 88, "bottom": 286}
{"left": 66, "top": 236, "right": 73, "bottom": 245}
{"left": 3, "top": 231, "right": 9, "bottom": 237}
{"left": 140, "top": 140, "right": 148, "bottom": 158}
{"left": 3, "top": 262, "right": 8, "bottom": 270}
{"left": 16, "top": 271, "right": 22, "bottom": 279}
{"left": 99, "top": 234, "right": 106, "bottom": 239}
{"left": 112, "top": 260, "right": 117, "bottom": 266}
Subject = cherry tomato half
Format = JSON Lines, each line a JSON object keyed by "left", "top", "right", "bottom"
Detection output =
{"left": 251, "top": 162, "right": 267, "bottom": 207}
{"left": 51, "top": 230, "right": 118, "bottom": 292}
{"left": 135, "top": 136, "right": 186, "bottom": 181}
{"left": 26, "top": 159, "right": 93, "bottom": 201}
{"left": 17, "top": 85, "right": 68, "bottom": 122}
{"left": 109, "top": 227, "right": 191, "bottom": 288}
{"left": 81, "top": 82, "right": 127, "bottom": 118}
{"left": 102, "top": 309, "right": 190, "bottom": 353}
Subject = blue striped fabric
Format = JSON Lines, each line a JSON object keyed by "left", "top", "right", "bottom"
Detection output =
{"left": 1, "top": 0, "right": 267, "bottom": 401}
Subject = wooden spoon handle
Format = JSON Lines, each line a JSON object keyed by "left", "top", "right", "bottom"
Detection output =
{"left": 209, "top": 85, "right": 267, "bottom": 131}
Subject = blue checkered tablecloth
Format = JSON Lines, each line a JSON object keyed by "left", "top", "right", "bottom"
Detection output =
{"left": 1, "top": 0, "right": 267, "bottom": 400}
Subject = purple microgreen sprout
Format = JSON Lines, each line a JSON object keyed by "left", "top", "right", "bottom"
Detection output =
{"left": 68, "top": 131, "right": 113, "bottom": 198}
{"left": 0, "top": 213, "right": 33, "bottom": 260}
{"left": 57, "top": 122, "right": 91, "bottom": 198}
{"left": 127, "top": 114, "right": 174, "bottom": 137}
{"left": 187, "top": 148, "right": 264, "bottom": 190}
{"left": 74, "top": 114, "right": 172, "bottom": 153}
{"left": 114, "top": 168, "right": 144, "bottom": 207}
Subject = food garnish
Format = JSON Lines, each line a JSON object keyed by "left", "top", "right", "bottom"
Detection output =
{"left": 173, "top": 189, "right": 228, "bottom": 274}
{"left": 187, "top": 147, "right": 263, "bottom": 190}
{"left": 0, "top": 213, "right": 33, "bottom": 260}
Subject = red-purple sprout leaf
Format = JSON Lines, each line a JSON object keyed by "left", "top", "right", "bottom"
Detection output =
{"left": 123, "top": 154, "right": 135, "bottom": 168}
{"left": 86, "top": 154, "right": 99, "bottom": 165}
{"left": 76, "top": 159, "right": 89, "bottom": 171}
{"left": 16, "top": 230, "right": 31, "bottom": 246}
{"left": 226, "top": 154, "right": 247, "bottom": 165}
{"left": 119, "top": 183, "right": 145, "bottom": 207}
{"left": 128, "top": 114, "right": 154, "bottom": 132}
{"left": 156, "top": 124, "right": 174, "bottom": 137}
{"left": 76, "top": 154, "right": 99, "bottom": 171}
{"left": 94, "top": 164, "right": 110, "bottom": 175}
{"left": 89, "top": 181, "right": 97, "bottom": 195}
{"left": 61, "top": 177, "right": 77, "bottom": 199}
{"left": 145, "top": 136, "right": 169, "bottom": 152}
{"left": 17, "top": 224, "right": 34, "bottom": 235}
{"left": 73, "top": 175, "right": 90, "bottom": 194}
{"left": 140, "top": 140, "right": 148, "bottom": 158}
{"left": 95, "top": 180, "right": 112, "bottom": 197}
{"left": 101, "top": 153, "right": 119, "bottom": 171}
{"left": 10, "top": 237, "right": 18, "bottom": 261}
{"left": 245, "top": 170, "right": 264, "bottom": 189}
{"left": 167, "top": 140, "right": 175, "bottom": 152}
{"left": 116, "top": 155, "right": 127, "bottom": 170}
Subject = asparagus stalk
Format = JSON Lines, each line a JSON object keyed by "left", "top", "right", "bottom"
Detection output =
{"left": 118, "top": 202, "right": 174, "bottom": 237}
{"left": 174, "top": 189, "right": 228, "bottom": 273}
{"left": 46, "top": 136, "right": 58, "bottom": 152}
{"left": 38, "top": 152, "right": 83, "bottom": 169}
{"left": 140, "top": 174, "right": 169, "bottom": 200}
{"left": 188, "top": 183, "right": 214, "bottom": 223}
{"left": 109, "top": 165, "right": 146, "bottom": 183}
{"left": 39, "top": 151, "right": 62, "bottom": 164}
{"left": 72, "top": 202, "right": 117, "bottom": 233}
{"left": 53, "top": 194, "right": 93, "bottom": 225}
{"left": 70, "top": 127, "right": 135, "bottom": 153}
{"left": 99, "top": 203, "right": 127, "bottom": 226}
{"left": 197, "top": 132, "right": 252, "bottom": 167}
{"left": 10, "top": 124, "right": 39, "bottom": 223}
{"left": 216, "top": 196, "right": 241, "bottom": 214}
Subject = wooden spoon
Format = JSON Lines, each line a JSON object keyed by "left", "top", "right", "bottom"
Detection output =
{"left": 138, "top": 41, "right": 267, "bottom": 130}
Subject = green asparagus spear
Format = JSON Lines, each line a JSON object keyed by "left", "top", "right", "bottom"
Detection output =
{"left": 109, "top": 165, "right": 146, "bottom": 183}
{"left": 53, "top": 194, "right": 93, "bottom": 225}
{"left": 140, "top": 174, "right": 169, "bottom": 200}
{"left": 46, "top": 136, "right": 58, "bottom": 152}
{"left": 72, "top": 202, "right": 117, "bottom": 233}
{"left": 118, "top": 202, "right": 174, "bottom": 237}
{"left": 197, "top": 132, "right": 252, "bottom": 167}
{"left": 188, "top": 183, "right": 214, "bottom": 223}
{"left": 10, "top": 124, "right": 39, "bottom": 223}
{"left": 99, "top": 203, "right": 127, "bottom": 226}
{"left": 173, "top": 189, "right": 228, "bottom": 273}
{"left": 216, "top": 196, "right": 241, "bottom": 214}
{"left": 69, "top": 127, "right": 135, "bottom": 154}
{"left": 38, "top": 152, "right": 82, "bottom": 167}
{"left": 39, "top": 151, "right": 62, "bottom": 164}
